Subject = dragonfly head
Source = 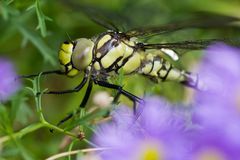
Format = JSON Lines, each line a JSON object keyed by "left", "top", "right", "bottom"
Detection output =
{"left": 58, "top": 38, "right": 94, "bottom": 77}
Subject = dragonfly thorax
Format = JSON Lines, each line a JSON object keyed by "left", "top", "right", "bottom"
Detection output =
{"left": 92, "top": 32, "right": 142, "bottom": 74}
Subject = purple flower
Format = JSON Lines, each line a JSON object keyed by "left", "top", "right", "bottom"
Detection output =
{"left": 94, "top": 97, "right": 192, "bottom": 160}
{"left": 0, "top": 58, "right": 21, "bottom": 102}
{"left": 195, "top": 43, "right": 240, "bottom": 110}
{"left": 194, "top": 43, "right": 240, "bottom": 128}
{"left": 92, "top": 43, "right": 240, "bottom": 160}
{"left": 190, "top": 127, "right": 240, "bottom": 160}
{"left": 191, "top": 43, "right": 240, "bottom": 159}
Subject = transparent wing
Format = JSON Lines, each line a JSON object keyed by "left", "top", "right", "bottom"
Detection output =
{"left": 136, "top": 39, "right": 240, "bottom": 62}
{"left": 140, "top": 39, "right": 240, "bottom": 50}
{"left": 60, "top": 0, "right": 121, "bottom": 31}
{"left": 80, "top": 7, "right": 119, "bottom": 31}
{"left": 125, "top": 16, "right": 239, "bottom": 37}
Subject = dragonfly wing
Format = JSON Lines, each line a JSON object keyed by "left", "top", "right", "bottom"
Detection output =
{"left": 125, "top": 16, "right": 239, "bottom": 37}
{"left": 140, "top": 39, "right": 240, "bottom": 50}
{"left": 60, "top": 0, "right": 120, "bottom": 31}
{"left": 82, "top": 7, "right": 119, "bottom": 31}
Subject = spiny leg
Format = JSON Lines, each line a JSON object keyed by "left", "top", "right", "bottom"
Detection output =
{"left": 48, "top": 77, "right": 88, "bottom": 131}
{"left": 113, "top": 91, "right": 121, "bottom": 105}
{"left": 56, "top": 79, "right": 93, "bottom": 127}
{"left": 93, "top": 79, "right": 143, "bottom": 114}
{"left": 19, "top": 70, "right": 64, "bottom": 79}
{"left": 42, "top": 73, "right": 88, "bottom": 95}
{"left": 44, "top": 77, "right": 87, "bottom": 95}
{"left": 112, "top": 89, "right": 138, "bottom": 114}
{"left": 79, "top": 79, "right": 93, "bottom": 108}
{"left": 94, "top": 80, "right": 142, "bottom": 102}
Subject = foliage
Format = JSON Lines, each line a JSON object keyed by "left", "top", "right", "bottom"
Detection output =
{"left": 0, "top": 0, "right": 240, "bottom": 159}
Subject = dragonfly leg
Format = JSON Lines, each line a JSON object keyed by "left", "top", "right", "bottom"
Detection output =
{"left": 19, "top": 70, "right": 64, "bottom": 79}
{"left": 93, "top": 79, "right": 142, "bottom": 109}
{"left": 56, "top": 112, "right": 75, "bottom": 127}
{"left": 42, "top": 75, "right": 88, "bottom": 95}
{"left": 112, "top": 90, "right": 121, "bottom": 104}
{"left": 79, "top": 79, "right": 93, "bottom": 108}
{"left": 55, "top": 79, "right": 93, "bottom": 127}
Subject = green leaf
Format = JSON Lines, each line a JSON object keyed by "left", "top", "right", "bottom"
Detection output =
{"left": 35, "top": 0, "right": 51, "bottom": 37}
{"left": 14, "top": 139, "right": 35, "bottom": 160}
{"left": 14, "top": 21, "right": 56, "bottom": 66}
{"left": 10, "top": 91, "right": 32, "bottom": 125}
{"left": 0, "top": 0, "right": 19, "bottom": 20}
{"left": 64, "top": 108, "right": 110, "bottom": 131}
{"left": 16, "top": 102, "right": 32, "bottom": 125}
{"left": 0, "top": 104, "right": 12, "bottom": 134}
{"left": 10, "top": 92, "right": 23, "bottom": 124}
{"left": 21, "top": 36, "right": 28, "bottom": 48}
{"left": 68, "top": 140, "right": 77, "bottom": 160}
{"left": 25, "top": 4, "right": 35, "bottom": 11}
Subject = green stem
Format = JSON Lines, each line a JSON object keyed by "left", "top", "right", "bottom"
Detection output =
{"left": 0, "top": 123, "right": 45, "bottom": 144}
{"left": 42, "top": 121, "right": 78, "bottom": 138}
{"left": 33, "top": 76, "right": 78, "bottom": 139}
{"left": 0, "top": 121, "right": 79, "bottom": 145}
{"left": 0, "top": 73, "right": 89, "bottom": 146}
{"left": 79, "top": 109, "right": 86, "bottom": 132}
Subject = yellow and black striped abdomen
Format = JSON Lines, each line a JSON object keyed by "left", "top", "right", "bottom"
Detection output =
{"left": 139, "top": 52, "right": 197, "bottom": 86}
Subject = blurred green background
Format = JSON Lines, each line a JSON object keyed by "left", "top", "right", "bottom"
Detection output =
{"left": 0, "top": 0, "right": 240, "bottom": 159}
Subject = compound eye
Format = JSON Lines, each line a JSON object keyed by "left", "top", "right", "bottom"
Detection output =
{"left": 63, "top": 41, "right": 70, "bottom": 44}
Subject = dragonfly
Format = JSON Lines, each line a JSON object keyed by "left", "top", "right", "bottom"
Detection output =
{"left": 21, "top": 3, "right": 240, "bottom": 126}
